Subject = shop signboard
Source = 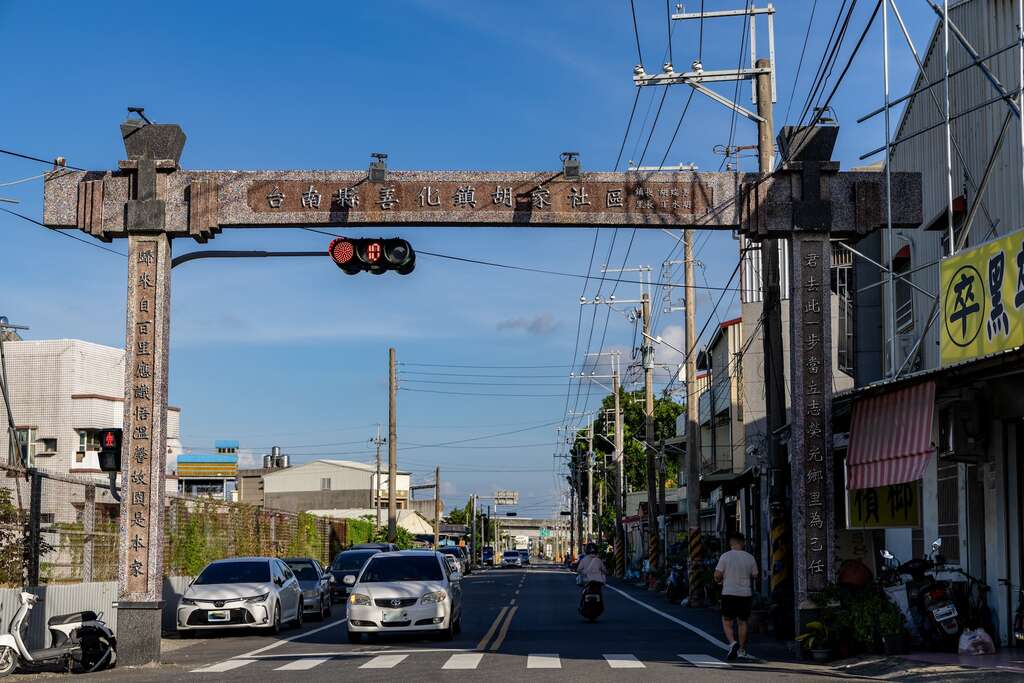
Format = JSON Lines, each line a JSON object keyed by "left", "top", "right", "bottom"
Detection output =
{"left": 845, "top": 481, "right": 921, "bottom": 529}
{"left": 941, "top": 228, "right": 1024, "bottom": 366}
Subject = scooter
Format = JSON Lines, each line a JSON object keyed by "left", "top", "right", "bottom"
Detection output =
{"left": 882, "top": 540, "right": 960, "bottom": 649}
{"left": 579, "top": 581, "right": 605, "bottom": 622}
{"left": 666, "top": 563, "right": 687, "bottom": 604}
{"left": 0, "top": 592, "right": 116, "bottom": 677}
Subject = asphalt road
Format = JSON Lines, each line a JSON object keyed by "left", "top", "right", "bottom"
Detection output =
{"left": 20, "top": 563, "right": 845, "bottom": 682}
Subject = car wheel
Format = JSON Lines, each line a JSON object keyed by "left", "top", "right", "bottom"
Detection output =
{"left": 452, "top": 614, "right": 462, "bottom": 636}
{"left": 293, "top": 601, "right": 304, "bottom": 628}
{"left": 347, "top": 628, "right": 361, "bottom": 644}
{"left": 269, "top": 602, "right": 282, "bottom": 636}
{"left": 322, "top": 595, "right": 331, "bottom": 619}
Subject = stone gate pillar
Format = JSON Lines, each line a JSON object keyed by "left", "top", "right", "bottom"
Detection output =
{"left": 115, "top": 119, "right": 183, "bottom": 666}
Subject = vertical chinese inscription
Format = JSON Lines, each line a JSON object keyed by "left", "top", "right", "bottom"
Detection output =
{"left": 125, "top": 239, "right": 159, "bottom": 595}
{"left": 790, "top": 236, "right": 833, "bottom": 599}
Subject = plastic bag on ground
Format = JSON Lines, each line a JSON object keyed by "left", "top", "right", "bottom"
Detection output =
{"left": 957, "top": 628, "right": 996, "bottom": 655}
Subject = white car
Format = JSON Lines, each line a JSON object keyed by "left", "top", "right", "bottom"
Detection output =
{"left": 345, "top": 550, "right": 463, "bottom": 642}
{"left": 177, "top": 557, "right": 303, "bottom": 635}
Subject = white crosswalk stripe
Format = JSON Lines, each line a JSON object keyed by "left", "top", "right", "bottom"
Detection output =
{"left": 527, "top": 653, "right": 561, "bottom": 668}
{"left": 603, "top": 654, "right": 645, "bottom": 668}
{"left": 360, "top": 654, "right": 409, "bottom": 669}
{"left": 274, "top": 657, "right": 331, "bottom": 670}
{"left": 442, "top": 653, "right": 485, "bottom": 669}
{"left": 193, "top": 659, "right": 253, "bottom": 673}
{"left": 678, "top": 654, "right": 729, "bottom": 667}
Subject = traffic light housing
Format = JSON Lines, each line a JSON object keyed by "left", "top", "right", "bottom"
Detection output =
{"left": 328, "top": 238, "right": 415, "bottom": 275}
{"left": 97, "top": 428, "right": 122, "bottom": 473}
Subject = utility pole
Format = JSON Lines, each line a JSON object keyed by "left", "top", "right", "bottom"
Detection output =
{"left": 388, "top": 348, "right": 398, "bottom": 543}
{"left": 586, "top": 425, "right": 594, "bottom": 543}
{"left": 684, "top": 227, "right": 703, "bottom": 605}
{"left": 434, "top": 465, "right": 441, "bottom": 548}
{"left": 613, "top": 366, "right": 626, "bottom": 576}
{"left": 642, "top": 293, "right": 660, "bottom": 573}
{"left": 755, "top": 56, "right": 793, "bottom": 634}
{"left": 0, "top": 318, "right": 29, "bottom": 468}
{"left": 372, "top": 424, "right": 385, "bottom": 530}
{"left": 470, "top": 495, "right": 477, "bottom": 566}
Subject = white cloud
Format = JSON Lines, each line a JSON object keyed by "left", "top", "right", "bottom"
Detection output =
{"left": 496, "top": 313, "right": 560, "bottom": 336}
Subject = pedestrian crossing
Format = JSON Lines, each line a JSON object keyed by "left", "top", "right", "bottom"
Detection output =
{"left": 193, "top": 651, "right": 743, "bottom": 673}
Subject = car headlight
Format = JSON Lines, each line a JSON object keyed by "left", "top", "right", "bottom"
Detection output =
{"left": 349, "top": 593, "right": 372, "bottom": 606}
{"left": 180, "top": 597, "right": 197, "bottom": 606}
{"left": 421, "top": 590, "right": 447, "bottom": 604}
{"left": 245, "top": 593, "right": 269, "bottom": 604}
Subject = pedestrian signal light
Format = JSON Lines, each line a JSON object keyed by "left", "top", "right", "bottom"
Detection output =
{"left": 97, "top": 428, "right": 122, "bottom": 473}
{"left": 328, "top": 238, "right": 415, "bottom": 275}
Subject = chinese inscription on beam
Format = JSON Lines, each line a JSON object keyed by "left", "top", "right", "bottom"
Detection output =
{"left": 120, "top": 235, "right": 169, "bottom": 598}
{"left": 789, "top": 235, "right": 834, "bottom": 602}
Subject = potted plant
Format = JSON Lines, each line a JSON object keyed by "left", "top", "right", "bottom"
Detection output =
{"left": 796, "top": 621, "right": 833, "bottom": 662}
{"left": 879, "top": 602, "right": 908, "bottom": 655}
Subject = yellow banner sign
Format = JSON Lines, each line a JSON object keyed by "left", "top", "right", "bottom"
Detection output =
{"left": 940, "top": 228, "right": 1024, "bottom": 365}
{"left": 846, "top": 481, "right": 921, "bottom": 529}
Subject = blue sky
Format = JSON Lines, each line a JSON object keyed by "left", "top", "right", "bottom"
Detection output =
{"left": 0, "top": 1, "right": 936, "bottom": 516}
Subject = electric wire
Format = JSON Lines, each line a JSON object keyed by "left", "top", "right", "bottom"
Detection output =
{"left": 0, "top": 148, "right": 87, "bottom": 172}
{"left": 1, "top": 207, "right": 129, "bottom": 257}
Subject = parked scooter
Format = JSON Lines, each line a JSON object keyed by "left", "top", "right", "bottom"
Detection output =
{"left": 1014, "top": 585, "right": 1024, "bottom": 646}
{"left": 579, "top": 582, "right": 605, "bottom": 622}
{"left": 880, "top": 540, "right": 960, "bottom": 650}
{"left": 666, "top": 563, "right": 687, "bottom": 604}
{"left": 0, "top": 592, "right": 116, "bottom": 676}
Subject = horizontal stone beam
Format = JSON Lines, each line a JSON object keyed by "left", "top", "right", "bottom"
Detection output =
{"left": 42, "top": 168, "right": 921, "bottom": 241}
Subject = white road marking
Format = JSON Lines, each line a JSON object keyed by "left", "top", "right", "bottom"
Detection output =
{"left": 443, "top": 653, "right": 485, "bottom": 669}
{"left": 274, "top": 657, "right": 331, "bottom": 670}
{"left": 679, "top": 654, "right": 729, "bottom": 667}
{"left": 245, "top": 648, "right": 472, "bottom": 659}
{"left": 239, "top": 616, "right": 349, "bottom": 658}
{"left": 527, "top": 653, "right": 561, "bottom": 669}
{"left": 604, "top": 584, "right": 731, "bottom": 652}
{"left": 604, "top": 654, "right": 645, "bottom": 668}
{"left": 359, "top": 654, "right": 408, "bottom": 669}
{"left": 192, "top": 659, "right": 253, "bottom": 673}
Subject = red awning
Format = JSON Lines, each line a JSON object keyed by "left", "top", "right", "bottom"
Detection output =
{"left": 846, "top": 381, "right": 936, "bottom": 490}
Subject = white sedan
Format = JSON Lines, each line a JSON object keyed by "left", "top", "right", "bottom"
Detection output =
{"left": 345, "top": 550, "right": 463, "bottom": 642}
{"left": 176, "top": 557, "right": 303, "bottom": 635}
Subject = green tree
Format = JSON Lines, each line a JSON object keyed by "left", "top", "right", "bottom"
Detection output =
{"left": 444, "top": 497, "right": 474, "bottom": 526}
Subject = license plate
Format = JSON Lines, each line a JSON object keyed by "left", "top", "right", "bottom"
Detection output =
{"left": 933, "top": 605, "right": 957, "bottom": 620}
{"left": 382, "top": 609, "right": 406, "bottom": 623}
{"left": 207, "top": 610, "right": 229, "bottom": 622}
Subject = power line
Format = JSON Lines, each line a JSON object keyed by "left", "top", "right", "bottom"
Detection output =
{"left": 0, "top": 148, "right": 87, "bottom": 172}
{"left": 1, "top": 207, "right": 128, "bottom": 257}
{"left": 400, "top": 362, "right": 574, "bottom": 369}
{"left": 400, "top": 388, "right": 565, "bottom": 398}
{"left": 782, "top": 0, "right": 819, "bottom": 125}
{"left": 629, "top": 0, "right": 644, "bottom": 65}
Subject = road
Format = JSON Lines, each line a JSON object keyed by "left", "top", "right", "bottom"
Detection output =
{"left": 29, "top": 563, "right": 844, "bottom": 682}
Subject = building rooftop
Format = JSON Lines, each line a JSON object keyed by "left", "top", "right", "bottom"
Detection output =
{"left": 178, "top": 453, "right": 238, "bottom": 464}
{"left": 215, "top": 439, "right": 239, "bottom": 450}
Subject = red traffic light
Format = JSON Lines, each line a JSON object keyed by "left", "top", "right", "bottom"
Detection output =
{"left": 97, "top": 428, "right": 122, "bottom": 473}
{"left": 327, "top": 238, "right": 415, "bottom": 275}
{"left": 103, "top": 431, "right": 116, "bottom": 448}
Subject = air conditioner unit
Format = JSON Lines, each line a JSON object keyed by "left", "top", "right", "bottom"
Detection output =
{"left": 938, "top": 401, "right": 987, "bottom": 463}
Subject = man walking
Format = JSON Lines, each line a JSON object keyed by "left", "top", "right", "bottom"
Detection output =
{"left": 714, "top": 532, "right": 759, "bottom": 660}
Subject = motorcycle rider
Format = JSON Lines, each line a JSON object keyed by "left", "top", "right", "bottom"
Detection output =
{"left": 577, "top": 543, "right": 608, "bottom": 607}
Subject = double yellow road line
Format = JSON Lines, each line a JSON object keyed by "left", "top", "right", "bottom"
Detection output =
{"left": 477, "top": 604, "right": 518, "bottom": 651}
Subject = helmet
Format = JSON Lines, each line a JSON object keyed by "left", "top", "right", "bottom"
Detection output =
{"left": 585, "top": 543, "right": 597, "bottom": 555}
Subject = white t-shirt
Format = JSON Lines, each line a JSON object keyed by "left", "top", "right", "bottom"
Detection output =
{"left": 715, "top": 549, "right": 758, "bottom": 597}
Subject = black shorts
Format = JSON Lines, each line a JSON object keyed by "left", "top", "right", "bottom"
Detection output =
{"left": 720, "top": 595, "right": 752, "bottom": 621}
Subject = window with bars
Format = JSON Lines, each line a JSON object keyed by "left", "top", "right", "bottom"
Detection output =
{"left": 936, "top": 461, "right": 960, "bottom": 564}
{"left": 831, "top": 245, "right": 855, "bottom": 374}
{"left": 320, "top": 477, "right": 331, "bottom": 491}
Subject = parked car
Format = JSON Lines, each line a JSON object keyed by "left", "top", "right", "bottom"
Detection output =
{"left": 345, "top": 550, "right": 463, "bottom": 643}
{"left": 457, "top": 546, "right": 473, "bottom": 574}
{"left": 330, "top": 548, "right": 381, "bottom": 602}
{"left": 350, "top": 542, "right": 400, "bottom": 552}
{"left": 177, "top": 557, "right": 303, "bottom": 635}
{"left": 481, "top": 546, "right": 494, "bottom": 566}
{"left": 284, "top": 557, "right": 333, "bottom": 620}
{"left": 437, "top": 546, "right": 467, "bottom": 574}
{"left": 518, "top": 549, "right": 530, "bottom": 566}
{"left": 501, "top": 550, "right": 522, "bottom": 568}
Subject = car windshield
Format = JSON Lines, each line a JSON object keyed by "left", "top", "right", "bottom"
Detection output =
{"left": 360, "top": 556, "right": 443, "bottom": 582}
{"left": 195, "top": 561, "right": 270, "bottom": 585}
{"left": 332, "top": 550, "right": 377, "bottom": 571}
{"left": 286, "top": 561, "right": 319, "bottom": 581}
{"left": 503, "top": 551, "right": 519, "bottom": 558}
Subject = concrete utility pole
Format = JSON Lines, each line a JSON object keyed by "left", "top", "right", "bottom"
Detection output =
{"left": 685, "top": 227, "right": 703, "bottom": 604}
{"left": 388, "top": 348, "right": 398, "bottom": 543}
{"left": 586, "top": 425, "right": 594, "bottom": 543}
{"left": 613, "top": 367, "right": 626, "bottom": 576}
{"left": 470, "top": 495, "right": 477, "bottom": 566}
{"left": 434, "top": 465, "right": 441, "bottom": 547}
{"left": 373, "top": 424, "right": 384, "bottom": 529}
{"left": 642, "top": 293, "right": 660, "bottom": 573}
{"left": 755, "top": 56, "right": 793, "bottom": 633}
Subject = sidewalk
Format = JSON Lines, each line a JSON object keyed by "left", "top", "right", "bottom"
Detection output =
{"left": 607, "top": 577, "right": 1024, "bottom": 681}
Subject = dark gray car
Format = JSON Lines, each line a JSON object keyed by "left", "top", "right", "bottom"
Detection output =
{"left": 283, "top": 557, "right": 333, "bottom": 620}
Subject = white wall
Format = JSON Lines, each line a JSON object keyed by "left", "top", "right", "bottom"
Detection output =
{"left": 264, "top": 460, "right": 410, "bottom": 494}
